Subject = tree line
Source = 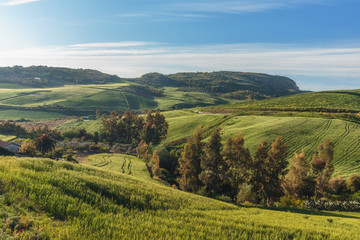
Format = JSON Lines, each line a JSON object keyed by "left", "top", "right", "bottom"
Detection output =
{"left": 175, "top": 126, "right": 359, "bottom": 206}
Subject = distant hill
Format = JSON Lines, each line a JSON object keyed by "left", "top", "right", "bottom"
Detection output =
{"left": 133, "top": 71, "right": 301, "bottom": 99}
{"left": 0, "top": 66, "right": 122, "bottom": 88}
{"left": 0, "top": 66, "right": 305, "bottom": 117}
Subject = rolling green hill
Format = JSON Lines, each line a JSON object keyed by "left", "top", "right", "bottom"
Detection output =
{"left": 1, "top": 157, "right": 359, "bottom": 239}
{"left": 0, "top": 66, "right": 304, "bottom": 120}
{"left": 135, "top": 71, "right": 301, "bottom": 97}
{"left": 230, "top": 89, "right": 360, "bottom": 112}
{"left": 0, "top": 66, "right": 122, "bottom": 88}
{"left": 164, "top": 111, "right": 360, "bottom": 177}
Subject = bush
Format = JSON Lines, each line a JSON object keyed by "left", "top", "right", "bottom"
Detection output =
{"left": 346, "top": 174, "right": 360, "bottom": 193}
{"left": 329, "top": 177, "right": 347, "bottom": 195}
{"left": 277, "top": 196, "right": 303, "bottom": 208}
{"left": 236, "top": 184, "right": 256, "bottom": 204}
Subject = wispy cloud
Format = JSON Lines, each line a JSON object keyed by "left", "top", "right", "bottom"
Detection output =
{"left": 1, "top": 0, "right": 40, "bottom": 6}
{"left": 168, "top": 0, "right": 325, "bottom": 14}
{"left": 114, "top": 1, "right": 324, "bottom": 21}
{"left": 0, "top": 41, "right": 359, "bottom": 90}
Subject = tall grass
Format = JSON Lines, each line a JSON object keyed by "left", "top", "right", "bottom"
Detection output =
{"left": 0, "top": 157, "right": 359, "bottom": 239}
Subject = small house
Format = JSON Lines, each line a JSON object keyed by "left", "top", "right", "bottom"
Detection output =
{"left": 0, "top": 140, "right": 20, "bottom": 153}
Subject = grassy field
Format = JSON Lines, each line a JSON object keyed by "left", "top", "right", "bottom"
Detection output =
{"left": 0, "top": 110, "right": 67, "bottom": 121}
{"left": 229, "top": 89, "right": 360, "bottom": 112}
{"left": 0, "top": 84, "right": 240, "bottom": 121}
{"left": 155, "top": 87, "right": 236, "bottom": 110}
{"left": 0, "top": 157, "right": 359, "bottom": 239}
{"left": 164, "top": 111, "right": 360, "bottom": 177}
{"left": 84, "top": 153, "right": 152, "bottom": 181}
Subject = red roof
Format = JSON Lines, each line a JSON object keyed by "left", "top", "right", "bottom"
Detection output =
{"left": 0, "top": 140, "right": 12, "bottom": 148}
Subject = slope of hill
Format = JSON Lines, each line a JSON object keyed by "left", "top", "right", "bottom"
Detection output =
{"left": 134, "top": 71, "right": 301, "bottom": 98}
{"left": 164, "top": 111, "right": 360, "bottom": 177}
{"left": 0, "top": 67, "right": 303, "bottom": 118}
{"left": 1, "top": 157, "right": 359, "bottom": 239}
{"left": 0, "top": 66, "right": 122, "bottom": 88}
{"left": 230, "top": 89, "right": 360, "bottom": 112}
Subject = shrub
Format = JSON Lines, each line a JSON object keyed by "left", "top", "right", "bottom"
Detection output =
{"left": 236, "top": 184, "right": 256, "bottom": 204}
{"left": 346, "top": 174, "right": 360, "bottom": 193}
{"left": 277, "top": 196, "right": 303, "bottom": 208}
{"left": 329, "top": 177, "right": 347, "bottom": 195}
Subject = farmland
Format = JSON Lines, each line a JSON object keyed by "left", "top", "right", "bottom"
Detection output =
{"left": 230, "top": 90, "right": 360, "bottom": 112}
{"left": 163, "top": 111, "right": 360, "bottom": 177}
{"left": 84, "top": 153, "right": 152, "bottom": 181}
{"left": 0, "top": 157, "right": 359, "bottom": 239}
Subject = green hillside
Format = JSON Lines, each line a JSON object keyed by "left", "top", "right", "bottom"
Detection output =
{"left": 0, "top": 66, "right": 305, "bottom": 119}
{"left": 0, "top": 66, "right": 122, "bottom": 88}
{"left": 84, "top": 153, "right": 152, "bottom": 181}
{"left": 164, "top": 111, "right": 360, "bottom": 177}
{"left": 1, "top": 157, "right": 359, "bottom": 239}
{"left": 135, "top": 71, "right": 301, "bottom": 97}
{"left": 231, "top": 89, "right": 360, "bottom": 112}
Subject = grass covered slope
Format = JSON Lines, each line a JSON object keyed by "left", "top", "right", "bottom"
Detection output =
{"left": 231, "top": 89, "right": 360, "bottom": 112}
{"left": 1, "top": 157, "right": 360, "bottom": 239}
{"left": 84, "top": 153, "right": 152, "bottom": 181}
{"left": 164, "top": 111, "right": 360, "bottom": 176}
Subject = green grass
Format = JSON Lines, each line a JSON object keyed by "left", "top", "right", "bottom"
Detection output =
{"left": 56, "top": 118, "right": 102, "bottom": 133}
{"left": 84, "top": 153, "right": 152, "bottom": 181}
{"left": 0, "top": 157, "right": 359, "bottom": 239}
{"left": 155, "top": 87, "right": 237, "bottom": 110}
{"left": 165, "top": 111, "right": 360, "bottom": 177}
{"left": 230, "top": 89, "right": 360, "bottom": 112}
{"left": 0, "top": 134, "right": 16, "bottom": 141}
{"left": 0, "top": 110, "right": 67, "bottom": 121}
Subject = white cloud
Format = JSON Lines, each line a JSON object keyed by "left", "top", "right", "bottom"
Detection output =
{"left": 0, "top": 41, "right": 359, "bottom": 90}
{"left": 1, "top": 0, "right": 40, "bottom": 6}
{"left": 168, "top": 0, "right": 325, "bottom": 14}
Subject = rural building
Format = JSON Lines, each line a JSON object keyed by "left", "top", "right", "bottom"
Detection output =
{"left": 0, "top": 140, "right": 20, "bottom": 153}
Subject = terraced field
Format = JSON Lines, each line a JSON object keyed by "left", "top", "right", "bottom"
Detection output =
{"left": 164, "top": 111, "right": 360, "bottom": 176}
{"left": 1, "top": 157, "right": 359, "bottom": 239}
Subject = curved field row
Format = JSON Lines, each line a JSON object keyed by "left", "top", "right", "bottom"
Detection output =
{"left": 165, "top": 111, "right": 360, "bottom": 176}
{"left": 84, "top": 153, "right": 152, "bottom": 181}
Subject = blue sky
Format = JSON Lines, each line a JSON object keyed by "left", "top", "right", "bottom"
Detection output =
{"left": 0, "top": 0, "right": 359, "bottom": 90}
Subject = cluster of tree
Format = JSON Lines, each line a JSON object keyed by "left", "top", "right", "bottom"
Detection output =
{"left": 177, "top": 126, "right": 356, "bottom": 206}
{"left": 0, "top": 120, "right": 27, "bottom": 137}
{"left": 0, "top": 66, "right": 121, "bottom": 87}
{"left": 100, "top": 110, "right": 168, "bottom": 146}
{"left": 0, "top": 121, "right": 62, "bottom": 140}
{"left": 18, "top": 134, "right": 57, "bottom": 157}
{"left": 137, "top": 142, "right": 179, "bottom": 183}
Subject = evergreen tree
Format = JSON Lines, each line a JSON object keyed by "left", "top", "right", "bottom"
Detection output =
{"left": 178, "top": 125, "right": 204, "bottom": 192}
{"left": 250, "top": 141, "right": 268, "bottom": 203}
{"left": 150, "top": 150, "right": 161, "bottom": 178}
{"left": 199, "top": 127, "right": 225, "bottom": 196}
{"left": 282, "top": 150, "right": 315, "bottom": 198}
{"left": 312, "top": 139, "right": 334, "bottom": 199}
{"left": 263, "top": 136, "right": 288, "bottom": 205}
{"left": 141, "top": 109, "right": 168, "bottom": 145}
{"left": 223, "top": 134, "right": 251, "bottom": 200}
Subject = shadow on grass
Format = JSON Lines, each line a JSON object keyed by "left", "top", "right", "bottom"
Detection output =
{"left": 240, "top": 205, "right": 360, "bottom": 219}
